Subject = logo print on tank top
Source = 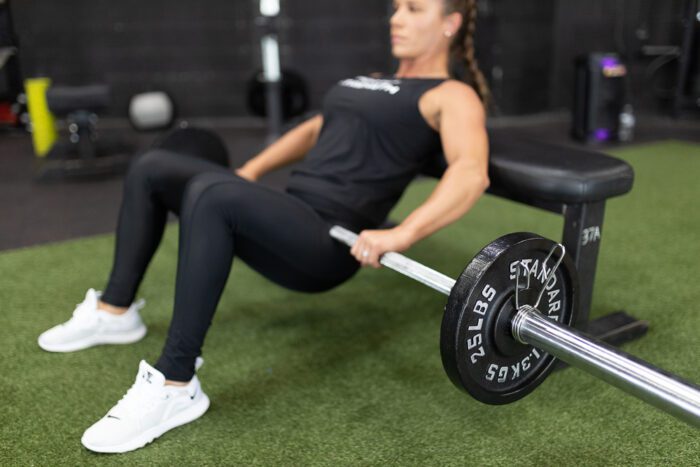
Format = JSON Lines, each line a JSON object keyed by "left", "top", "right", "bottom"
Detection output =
{"left": 339, "top": 76, "right": 401, "bottom": 95}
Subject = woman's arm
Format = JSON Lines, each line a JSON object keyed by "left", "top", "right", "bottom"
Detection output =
{"left": 236, "top": 114, "right": 324, "bottom": 181}
{"left": 350, "top": 82, "right": 489, "bottom": 267}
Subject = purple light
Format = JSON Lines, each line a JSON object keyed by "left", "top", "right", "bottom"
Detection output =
{"left": 600, "top": 57, "right": 619, "bottom": 68}
{"left": 594, "top": 128, "right": 611, "bottom": 141}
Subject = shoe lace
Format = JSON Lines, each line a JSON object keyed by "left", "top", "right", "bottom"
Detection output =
{"left": 111, "top": 379, "right": 166, "bottom": 419}
{"left": 67, "top": 299, "right": 98, "bottom": 327}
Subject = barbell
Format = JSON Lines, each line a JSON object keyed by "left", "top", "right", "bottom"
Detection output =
{"left": 329, "top": 226, "right": 700, "bottom": 428}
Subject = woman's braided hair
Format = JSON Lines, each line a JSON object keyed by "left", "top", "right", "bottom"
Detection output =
{"left": 444, "top": 0, "right": 491, "bottom": 110}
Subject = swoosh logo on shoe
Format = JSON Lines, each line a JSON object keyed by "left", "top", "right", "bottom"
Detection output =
{"left": 106, "top": 415, "right": 120, "bottom": 420}
{"left": 190, "top": 387, "right": 198, "bottom": 400}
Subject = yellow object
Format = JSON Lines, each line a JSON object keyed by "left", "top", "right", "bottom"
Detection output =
{"left": 25, "top": 77, "right": 58, "bottom": 157}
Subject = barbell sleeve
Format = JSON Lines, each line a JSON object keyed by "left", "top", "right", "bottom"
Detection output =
{"left": 329, "top": 225, "right": 455, "bottom": 295}
{"left": 329, "top": 225, "right": 700, "bottom": 428}
{"left": 512, "top": 306, "right": 700, "bottom": 428}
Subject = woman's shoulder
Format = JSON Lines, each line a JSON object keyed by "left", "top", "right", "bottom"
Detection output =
{"left": 434, "top": 79, "right": 480, "bottom": 99}
{"left": 419, "top": 80, "right": 485, "bottom": 129}
{"left": 430, "top": 80, "right": 484, "bottom": 115}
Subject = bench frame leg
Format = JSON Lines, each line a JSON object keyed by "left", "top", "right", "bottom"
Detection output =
{"left": 561, "top": 201, "right": 648, "bottom": 345}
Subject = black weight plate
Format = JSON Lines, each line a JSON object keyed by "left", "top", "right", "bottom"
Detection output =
{"left": 246, "top": 69, "right": 310, "bottom": 119}
{"left": 440, "top": 232, "right": 579, "bottom": 405}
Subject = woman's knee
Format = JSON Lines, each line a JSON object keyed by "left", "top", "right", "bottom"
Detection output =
{"left": 181, "top": 172, "right": 244, "bottom": 217}
{"left": 125, "top": 149, "right": 176, "bottom": 183}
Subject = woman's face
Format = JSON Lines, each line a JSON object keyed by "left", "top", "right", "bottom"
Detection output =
{"left": 390, "top": 0, "right": 459, "bottom": 60}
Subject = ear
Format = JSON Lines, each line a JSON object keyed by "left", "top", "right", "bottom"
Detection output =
{"left": 443, "top": 11, "right": 463, "bottom": 36}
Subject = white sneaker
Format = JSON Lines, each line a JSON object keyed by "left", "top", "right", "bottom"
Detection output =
{"left": 38, "top": 289, "right": 147, "bottom": 352}
{"left": 81, "top": 359, "right": 210, "bottom": 453}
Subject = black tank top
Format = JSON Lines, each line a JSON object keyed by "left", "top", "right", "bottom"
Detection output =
{"left": 286, "top": 75, "right": 445, "bottom": 228}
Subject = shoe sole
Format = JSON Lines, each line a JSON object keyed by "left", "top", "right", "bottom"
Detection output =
{"left": 37, "top": 324, "right": 147, "bottom": 353}
{"left": 81, "top": 393, "right": 211, "bottom": 453}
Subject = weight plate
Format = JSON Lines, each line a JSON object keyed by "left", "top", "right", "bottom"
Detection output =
{"left": 246, "top": 69, "right": 310, "bottom": 119}
{"left": 440, "top": 232, "right": 579, "bottom": 404}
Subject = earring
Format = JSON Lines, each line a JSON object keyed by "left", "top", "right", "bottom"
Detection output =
{"left": 444, "top": 30, "right": 453, "bottom": 38}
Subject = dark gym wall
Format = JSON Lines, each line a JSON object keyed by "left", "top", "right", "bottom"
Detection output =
{"left": 476, "top": 0, "right": 686, "bottom": 115}
{"left": 12, "top": 0, "right": 258, "bottom": 117}
{"left": 548, "top": 0, "right": 687, "bottom": 114}
{"left": 473, "top": 0, "right": 557, "bottom": 115}
{"left": 10, "top": 0, "right": 690, "bottom": 118}
{"left": 283, "top": 1, "right": 391, "bottom": 112}
{"left": 11, "top": 0, "right": 391, "bottom": 118}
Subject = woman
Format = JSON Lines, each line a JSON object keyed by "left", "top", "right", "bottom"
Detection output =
{"left": 38, "top": 0, "right": 490, "bottom": 453}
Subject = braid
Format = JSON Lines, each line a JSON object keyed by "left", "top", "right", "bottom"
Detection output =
{"left": 446, "top": 0, "right": 491, "bottom": 110}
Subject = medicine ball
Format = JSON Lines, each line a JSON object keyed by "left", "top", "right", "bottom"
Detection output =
{"left": 129, "top": 91, "right": 175, "bottom": 131}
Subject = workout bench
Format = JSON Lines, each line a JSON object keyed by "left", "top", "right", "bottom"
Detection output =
{"left": 422, "top": 128, "right": 644, "bottom": 346}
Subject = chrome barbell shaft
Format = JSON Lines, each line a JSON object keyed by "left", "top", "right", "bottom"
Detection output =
{"left": 329, "top": 226, "right": 455, "bottom": 295}
{"left": 330, "top": 225, "right": 700, "bottom": 428}
{"left": 512, "top": 306, "right": 700, "bottom": 428}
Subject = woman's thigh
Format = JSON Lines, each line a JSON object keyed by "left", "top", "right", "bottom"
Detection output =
{"left": 128, "top": 149, "right": 232, "bottom": 214}
{"left": 183, "top": 172, "right": 360, "bottom": 292}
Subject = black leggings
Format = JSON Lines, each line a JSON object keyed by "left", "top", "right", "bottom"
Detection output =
{"left": 101, "top": 129, "right": 360, "bottom": 381}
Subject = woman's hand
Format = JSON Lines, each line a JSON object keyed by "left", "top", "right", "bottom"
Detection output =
{"left": 235, "top": 166, "right": 258, "bottom": 182}
{"left": 349, "top": 227, "right": 414, "bottom": 268}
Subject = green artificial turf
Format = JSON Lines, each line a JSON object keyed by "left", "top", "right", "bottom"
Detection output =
{"left": 1, "top": 141, "right": 699, "bottom": 466}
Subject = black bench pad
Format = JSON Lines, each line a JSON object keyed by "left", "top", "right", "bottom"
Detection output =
{"left": 422, "top": 130, "right": 635, "bottom": 204}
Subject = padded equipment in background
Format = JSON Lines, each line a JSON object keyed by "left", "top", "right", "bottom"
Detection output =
{"left": 37, "top": 83, "right": 133, "bottom": 180}
{"left": 24, "top": 77, "right": 57, "bottom": 156}
{"left": 152, "top": 126, "right": 230, "bottom": 168}
{"left": 572, "top": 53, "right": 629, "bottom": 143}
